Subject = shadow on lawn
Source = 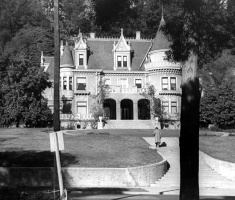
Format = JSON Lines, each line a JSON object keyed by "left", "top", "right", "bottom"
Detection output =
{"left": 68, "top": 187, "right": 148, "bottom": 199}
{"left": 0, "top": 151, "right": 78, "bottom": 167}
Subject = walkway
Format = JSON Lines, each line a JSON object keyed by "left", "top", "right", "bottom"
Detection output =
{"left": 141, "top": 137, "right": 235, "bottom": 195}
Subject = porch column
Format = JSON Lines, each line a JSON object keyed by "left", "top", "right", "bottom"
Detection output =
{"left": 116, "top": 101, "right": 121, "bottom": 120}
{"left": 133, "top": 102, "right": 138, "bottom": 120}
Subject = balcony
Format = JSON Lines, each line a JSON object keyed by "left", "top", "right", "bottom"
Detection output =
{"left": 61, "top": 90, "right": 74, "bottom": 100}
{"left": 144, "top": 62, "right": 180, "bottom": 71}
{"left": 158, "top": 89, "right": 181, "bottom": 96}
{"left": 60, "top": 114, "right": 93, "bottom": 120}
{"left": 109, "top": 85, "right": 145, "bottom": 94}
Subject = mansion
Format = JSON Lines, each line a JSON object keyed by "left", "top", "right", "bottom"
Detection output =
{"left": 41, "top": 16, "right": 182, "bottom": 129}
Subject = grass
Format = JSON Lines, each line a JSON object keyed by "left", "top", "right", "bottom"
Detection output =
{"left": 199, "top": 136, "right": 235, "bottom": 163}
{"left": 0, "top": 128, "right": 163, "bottom": 168}
{"left": 67, "top": 129, "right": 180, "bottom": 137}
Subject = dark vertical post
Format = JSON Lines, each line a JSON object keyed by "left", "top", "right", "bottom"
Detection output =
{"left": 54, "top": 0, "right": 60, "bottom": 132}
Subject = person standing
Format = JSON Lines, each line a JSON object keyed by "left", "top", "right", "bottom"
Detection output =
{"left": 153, "top": 127, "right": 161, "bottom": 148}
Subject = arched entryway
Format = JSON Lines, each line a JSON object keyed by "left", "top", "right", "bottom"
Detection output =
{"left": 103, "top": 99, "right": 116, "bottom": 119}
{"left": 138, "top": 99, "right": 150, "bottom": 120}
{"left": 121, "top": 99, "right": 133, "bottom": 120}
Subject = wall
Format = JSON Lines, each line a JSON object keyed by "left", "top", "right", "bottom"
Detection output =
{"left": 0, "top": 160, "right": 167, "bottom": 188}
{"left": 200, "top": 151, "right": 235, "bottom": 181}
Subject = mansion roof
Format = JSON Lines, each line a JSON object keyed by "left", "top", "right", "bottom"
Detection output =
{"left": 43, "top": 16, "right": 172, "bottom": 79}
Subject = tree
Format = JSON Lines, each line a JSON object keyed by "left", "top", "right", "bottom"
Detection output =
{"left": 140, "top": 84, "right": 163, "bottom": 119}
{"left": 61, "top": 95, "right": 72, "bottom": 114}
{"left": 90, "top": 77, "right": 110, "bottom": 120}
{"left": 0, "top": 54, "right": 52, "bottom": 127}
{"left": 200, "top": 81, "right": 235, "bottom": 128}
{"left": 0, "top": 0, "right": 51, "bottom": 55}
{"left": 200, "top": 50, "right": 235, "bottom": 128}
{"left": 163, "top": 0, "right": 230, "bottom": 199}
{"left": 4, "top": 25, "right": 54, "bottom": 66}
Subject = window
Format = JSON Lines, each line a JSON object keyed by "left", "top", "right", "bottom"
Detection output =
{"left": 69, "top": 77, "right": 73, "bottom": 90}
{"left": 76, "top": 77, "right": 86, "bottom": 90}
{"left": 170, "top": 77, "right": 176, "bottom": 90}
{"left": 63, "top": 77, "right": 67, "bottom": 90}
{"left": 105, "top": 78, "right": 111, "bottom": 85}
{"left": 118, "top": 78, "right": 128, "bottom": 88}
{"left": 123, "top": 56, "right": 127, "bottom": 67}
{"left": 162, "top": 77, "right": 168, "bottom": 90}
{"left": 162, "top": 101, "right": 169, "bottom": 113}
{"left": 77, "top": 101, "right": 87, "bottom": 115}
{"left": 79, "top": 54, "right": 84, "bottom": 65}
{"left": 117, "top": 56, "right": 122, "bottom": 67}
{"left": 135, "top": 79, "right": 142, "bottom": 88}
{"left": 171, "top": 101, "right": 177, "bottom": 114}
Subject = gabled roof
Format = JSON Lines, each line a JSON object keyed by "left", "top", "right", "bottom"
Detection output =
{"left": 150, "top": 16, "right": 171, "bottom": 51}
{"left": 113, "top": 29, "right": 131, "bottom": 52}
{"left": 45, "top": 38, "right": 152, "bottom": 77}
{"left": 87, "top": 39, "right": 151, "bottom": 71}
{"left": 60, "top": 45, "right": 74, "bottom": 68}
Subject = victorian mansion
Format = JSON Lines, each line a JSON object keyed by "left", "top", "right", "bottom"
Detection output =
{"left": 41, "top": 15, "right": 182, "bottom": 129}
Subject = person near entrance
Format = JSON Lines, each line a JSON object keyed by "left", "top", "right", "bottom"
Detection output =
{"left": 153, "top": 126, "right": 161, "bottom": 148}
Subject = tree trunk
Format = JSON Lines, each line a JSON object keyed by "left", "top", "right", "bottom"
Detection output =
{"left": 180, "top": 52, "right": 200, "bottom": 200}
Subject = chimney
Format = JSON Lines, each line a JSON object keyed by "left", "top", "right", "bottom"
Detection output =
{"left": 136, "top": 31, "right": 141, "bottom": 40}
{"left": 90, "top": 33, "right": 96, "bottom": 39}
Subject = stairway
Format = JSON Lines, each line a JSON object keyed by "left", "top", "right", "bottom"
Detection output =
{"left": 104, "top": 120, "right": 155, "bottom": 129}
{"left": 143, "top": 137, "right": 235, "bottom": 189}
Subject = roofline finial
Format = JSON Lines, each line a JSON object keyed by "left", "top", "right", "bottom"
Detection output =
{"left": 121, "top": 28, "right": 123, "bottom": 36}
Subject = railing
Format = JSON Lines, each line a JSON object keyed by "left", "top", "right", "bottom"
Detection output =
{"left": 144, "top": 62, "right": 180, "bottom": 70}
{"left": 60, "top": 113, "right": 93, "bottom": 120}
{"left": 109, "top": 85, "right": 146, "bottom": 94}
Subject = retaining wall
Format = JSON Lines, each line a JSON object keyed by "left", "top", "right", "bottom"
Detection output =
{"left": 0, "top": 160, "right": 167, "bottom": 188}
{"left": 200, "top": 151, "right": 235, "bottom": 181}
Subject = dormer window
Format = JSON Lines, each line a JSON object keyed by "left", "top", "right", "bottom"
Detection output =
{"left": 117, "top": 56, "right": 122, "bottom": 67}
{"left": 113, "top": 29, "right": 131, "bottom": 71}
{"left": 117, "top": 56, "right": 128, "bottom": 68}
{"left": 123, "top": 56, "right": 127, "bottom": 67}
{"left": 79, "top": 54, "right": 84, "bottom": 66}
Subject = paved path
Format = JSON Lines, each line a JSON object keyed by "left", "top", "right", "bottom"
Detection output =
{"left": 141, "top": 137, "right": 235, "bottom": 195}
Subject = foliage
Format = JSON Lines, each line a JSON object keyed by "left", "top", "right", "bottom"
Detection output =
{"left": 61, "top": 95, "right": 72, "bottom": 114}
{"left": 140, "top": 84, "right": 164, "bottom": 119}
{"left": 200, "top": 51, "right": 235, "bottom": 128}
{"left": 200, "top": 81, "right": 235, "bottom": 128}
{"left": 0, "top": 54, "right": 52, "bottom": 127}
{"left": 90, "top": 77, "right": 110, "bottom": 120}
{"left": 163, "top": 0, "right": 230, "bottom": 67}
{"left": 0, "top": 0, "right": 51, "bottom": 55}
{"left": 4, "top": 25, "right": 54, "bottom": 66}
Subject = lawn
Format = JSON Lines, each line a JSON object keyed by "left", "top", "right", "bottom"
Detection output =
{"left": 199, "top": 136, "right": 235, "bottom": 163}
{"left": 0, "top": 128, "right": 163, "bottom": 168}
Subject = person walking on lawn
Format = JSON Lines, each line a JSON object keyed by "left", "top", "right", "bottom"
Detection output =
{"left": 153, "top": 126, "right": 161, "bottom": 148}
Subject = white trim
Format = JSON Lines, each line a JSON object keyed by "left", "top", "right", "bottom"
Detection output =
{"left": 76, "top": 76, "right": 87, "bottom": 91}
{"left": 160, "top": 76, "right": 178, "bottom": 91}
{"left": 117, "top": 77, "right": 128, "bottom": 88}
{"left": 134, "top": 78, "right": 143, "bottom": 88}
